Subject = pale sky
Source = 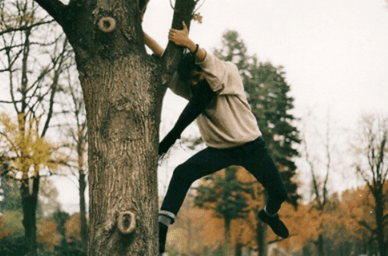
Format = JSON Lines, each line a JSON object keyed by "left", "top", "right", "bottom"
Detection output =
{"left": 145, "top": 0, "right": 388, "bottom": 127}
{"left": 55, "top": 0, "right": 388, "bottom": 212}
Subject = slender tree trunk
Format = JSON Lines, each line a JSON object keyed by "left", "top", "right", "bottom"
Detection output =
{"left": 77, "top": 126, "right": 88, "bottom": 250}
{"left": 316, "top": 234, "right": 325, "bottom": 256}
{"left": 79, "top": 169, "right": 88, "bottom": 250}
{"left": 20, "top": 176, "right": 40, "bottom": 256}
{"left": 235, "top": 243, "right": 242, "bottom": 256}
{"left": 224, "top": 217, "right": 231, "bottom": 256}
{"left": 375, "top": 192, "right": 386, "bottom": 256}
{"left": 257, "top": 221, "right": 268, "bottom": 256}
{"left": 187, "top": 219, "right": 192, "bottom": 256}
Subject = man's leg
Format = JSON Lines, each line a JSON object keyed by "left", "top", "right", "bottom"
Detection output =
{"left": 241, "top": 137, "right": 289, "bottom": 238}
{"left": 159, "top": 147, "right": 236, "bottom": 253}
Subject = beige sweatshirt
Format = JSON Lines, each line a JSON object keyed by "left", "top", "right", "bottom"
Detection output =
{"left": 169, "top": 52, "right": 262, "bottom": 149}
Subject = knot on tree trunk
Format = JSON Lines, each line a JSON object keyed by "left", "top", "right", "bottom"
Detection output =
{"left": 117, "top": 211, "right": 136, "bottom": 234}
{"left": 98, "top": 17, "right": 116, "bottom": 33}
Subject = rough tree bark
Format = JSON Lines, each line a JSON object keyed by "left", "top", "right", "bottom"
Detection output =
{"left": 34, "top": 0, "right": 196, "bottom": 254}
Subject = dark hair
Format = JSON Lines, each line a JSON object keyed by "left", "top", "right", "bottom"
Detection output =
{"left": 177, "top": 53, "right": 201, "bottom": 82}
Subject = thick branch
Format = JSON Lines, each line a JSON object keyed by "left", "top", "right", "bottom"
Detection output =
{"left": 161, "top": 0, "right": 197, "bottom": 82}
{"left": 33, "top": 0, "right": 66, "bottom": 26}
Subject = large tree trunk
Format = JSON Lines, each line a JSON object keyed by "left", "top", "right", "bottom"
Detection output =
{"left": 34, "top": 0, "right": 196, "bottom": 254}
{"left": 20, "top": 176, "right": 40, "bottom": 256}
{"left": 81, "top": 55, "right": 160, "bottom": 255}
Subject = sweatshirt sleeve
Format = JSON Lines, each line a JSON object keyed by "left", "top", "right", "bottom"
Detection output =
{"left": 158, "top": 81, "right": 215, "bottom": 156}
{"left": 198, "top": 53, "right": 243, "bottom": 96}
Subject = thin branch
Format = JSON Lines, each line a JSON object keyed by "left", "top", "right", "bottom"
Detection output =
{"left": 0, "top": 20, "right": 55, "bottom": 36}
{"left": 0, "top": 99, "right": 23, "bottom": 104}
{"left": 41, "top": 38, "right": 69, "bottom": 137}
{"left": 193, "top": 0, "right": 207, "bottom": 13}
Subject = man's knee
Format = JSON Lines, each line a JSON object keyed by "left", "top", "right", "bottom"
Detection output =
{"left": 171, "top": 164, "right": 196, "bottom": 184}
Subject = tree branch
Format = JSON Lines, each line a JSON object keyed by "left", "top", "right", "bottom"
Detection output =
{"left": 0, "top": 20, "right": 55, "bottom": 36}
{"left": 33, "top": 0, "right": 66, "bottom": 26}
{"left": 161, "top": 0, "right": 197, "bottom": 82}
{"left": 358, "top": 220, "right": 377, "bottom": 235}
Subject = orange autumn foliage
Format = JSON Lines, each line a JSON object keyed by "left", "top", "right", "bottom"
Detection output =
{"left": 168, "top": 167, "right": 265, "bottom": 254}
{"left": 167, "top": 166, "right": 387, "bottom": 255}
{"left": 65, "top": 213, "right": 83, "bottom": 243}
{"left": 0, "top": 216, "right": 10, "bottom": 241}
{"left": 37, "top": 219, "right": 61, "bottom": 250}
{"left": 339, "top": 184, "right": 387, "bottom": 240}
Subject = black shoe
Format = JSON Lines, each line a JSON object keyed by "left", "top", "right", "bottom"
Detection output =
{"left": 258, "top": 209, "right": 289, "bottom": 239}
{"left": 159, "top": 222, "right": 168, "bottom": 254}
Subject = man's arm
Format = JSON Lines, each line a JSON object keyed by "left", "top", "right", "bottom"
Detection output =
{"left": 158, "top": 82, "right": 215, "bottom": 156}
{"left": 144, "top": 32, "right": 164, "bottom": 57}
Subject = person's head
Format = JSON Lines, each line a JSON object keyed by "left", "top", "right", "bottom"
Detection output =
{"left": 177, "top": 53, "right": 205, "bottom": 86}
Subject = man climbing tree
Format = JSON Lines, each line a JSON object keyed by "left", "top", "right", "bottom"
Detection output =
{"left": 24, "top": 0, "right": 197, "bottom": 255}
{"left": 145, "top": 20, "right": 291, "bottom": 255}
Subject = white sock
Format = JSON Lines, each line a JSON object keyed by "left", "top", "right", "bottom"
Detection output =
{"left": 264, "top": 205, "right": 279, "bottom": 217}
{"left": 158, "top": 210, "right": 175, "bottom": 226}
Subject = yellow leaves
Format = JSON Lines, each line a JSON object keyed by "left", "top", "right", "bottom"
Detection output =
{"left": 192, "top": 13, "right": 203, "bottom": 24}
{"left": 0, "top": 112, "right": 59, "bottom": 178}
{"left": 37, "top": 219, "right": 61, "bottom": 250}
{"left": 65, "top": 213, "right": 82, "bottom": 243}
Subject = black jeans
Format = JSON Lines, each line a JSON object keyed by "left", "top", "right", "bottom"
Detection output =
{"left": 160, "top": 137, "right": 288, "bottom": 217}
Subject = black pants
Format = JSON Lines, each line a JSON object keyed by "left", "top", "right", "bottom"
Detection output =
{"left": 160, "top": 137, "right": 288, "bottom": 217}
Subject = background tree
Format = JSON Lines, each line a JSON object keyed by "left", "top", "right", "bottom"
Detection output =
{"left": 0, "top": 1, "right": 72, "bottom": 254}
{"left": 0, "top": 215, "right": 10, "bottom": 241}
{"left": 298, "top": 112, "right": 338, "bottom": 256}
{"left": 0, "top": 112, "right": 64, "bottom": 254}
{"left": 352, "top": 114, "right": 388, "bottom": 256}
{"left": 339, "top": 186, "right": 382, "bottom": 255}
{"left": 0, "top": 178, "right": 22, "bottom": 212}
{"left": 51, "top": 208, "right": 72, "bottom": 255}
{"left": 36, "top": 218, "right": 61, "bottom": 251}
{"left": 27, "top": 0, "right": 199, "bottom": 254}
{"left": 0, "top": 210, "right": 28, "bottom": 255}
{"left": 194, "top": 167, "right": 252, "bottom": 256}
{"left": 61, "top": 63, "right": 88, "bottom": 250}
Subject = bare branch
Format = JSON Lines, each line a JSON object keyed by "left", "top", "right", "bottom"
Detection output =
{"left": 0, "top": 20, "right": 55, "bottom": 36}
{"left": 358, "top": 220, "right": 376, "bottom": 234}
{"left": 41, "top": 38, "right": 70, "bottom": 137}
{"left": 0, "top": 99, "right": 22, "bottom": 104}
